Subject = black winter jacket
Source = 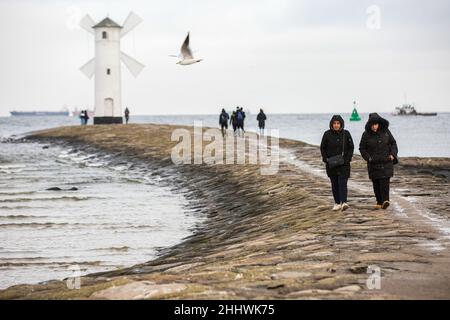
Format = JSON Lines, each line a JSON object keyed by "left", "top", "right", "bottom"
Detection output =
{"left": 320, "top": 115, "right": 354, "bottom": 178}
{"left": 359, "top": 113, "right": 399, "bottom": 180}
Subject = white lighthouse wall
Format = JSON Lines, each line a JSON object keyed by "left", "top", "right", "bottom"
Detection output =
{"left": 94, "top": 27, "right": 122, "bottom": 119}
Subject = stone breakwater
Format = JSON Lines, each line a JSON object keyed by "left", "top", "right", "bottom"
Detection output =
{"left": 1, "top": 124, "right": 450, "bottom": 300}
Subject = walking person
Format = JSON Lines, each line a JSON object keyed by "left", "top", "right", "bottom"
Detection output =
{"left": 230, "top": 111, "right": 238, "bottom": 136}
{"left": 320, "top": 115, "right": 354, "bottom": 211}
{"left": 83, "top": 110, "right": 90, "bottom": 125}
{"left": 257, "top": 109, "right": 267, "bottom": 136}
{"left": 236, "top": 107, "right": 245, "bottom": 137}
{"left": 79, "top": 110, "right": 85, "bottom": 125}
{"left": 219, "top": 108, "right": 229, "bottom": 137}
{"left": 359, "top": 113, "right": 398, "bottom": 210}
{"left": 124, "top": 107, "right": 130, "bottom": 124}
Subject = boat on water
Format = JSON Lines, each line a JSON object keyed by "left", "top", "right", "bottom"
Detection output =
{"left": 392, "top": 104, "right": 437, "bottom": 116}
{"left": 10, "top": 106, "right": 70, "bottom": 117}
{"left": 10, "top": 110, "right": 70, "bottom": 116}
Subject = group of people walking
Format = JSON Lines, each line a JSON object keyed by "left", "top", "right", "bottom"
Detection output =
{"left": 320, "top": 113, "right": 398, "bottom": 212}
{"left": 79, "top": 110, "right": 90, "bottom": 125}
{"left": 219, "top": 108, "right": 267, "bottom": 137}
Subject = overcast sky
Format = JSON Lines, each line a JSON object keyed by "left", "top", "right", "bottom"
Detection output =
{"left": 0, "top": 0, "right": 449, "bottom": 116}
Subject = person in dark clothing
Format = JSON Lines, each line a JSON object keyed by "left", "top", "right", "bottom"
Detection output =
{"left": 219, "top": 108, "right": 229, "bottom": 137}
{"left": 124, "top": 107, "right": 130, "bottom": 124}
{"left": 320, "top": 115, "right": 354, "bottom": 211}
{"left": 257, "top": 109, "right": 267, "bottom": 135}
{"left": 230, "top": 111, "right": 238, "bottom": 135}
{"left": 79, "top": 110, "right": 85, "bottom": 125}
{"left": 241, "top": 107, "right": 246, "bottom": 132}
{"left": 83, "top": 110, "right": 90, "bottom": 125}
{"left": 359, "top": 113, "right": 398, "bottom": 210}
{"left": 236, "top": 107, "right": 246, "bottom": 136}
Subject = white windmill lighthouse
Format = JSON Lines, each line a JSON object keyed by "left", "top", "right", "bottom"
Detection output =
{"left": 79, "top": 12, "right": 145, "bottom": 124}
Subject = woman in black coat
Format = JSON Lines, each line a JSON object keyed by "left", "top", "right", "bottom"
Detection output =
{"left": 359, "top": 113, "right": 398, "bottom": 210}
{"left": 257, "top": 109, "right": 267, "bottom": 135}
{"left": 320, "top": 115, "right": 354, "bottom": 211}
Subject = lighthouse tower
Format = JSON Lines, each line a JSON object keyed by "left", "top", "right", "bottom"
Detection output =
{"left": 79, "top": 13, "right": 145, "bottom": 125}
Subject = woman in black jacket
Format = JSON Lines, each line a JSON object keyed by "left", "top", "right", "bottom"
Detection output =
{"left": 320, "top": 115, "right": 354, "bottom": 211}
{"left": 359, "top": 113, "right": 398, "bottom": 210}
{"left": 257, "top": 109, "right": 267, "bottom": 135}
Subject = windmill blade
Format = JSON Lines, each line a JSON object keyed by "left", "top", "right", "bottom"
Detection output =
{"left": 120, "top": 12, "right": 143, "bottom": 38}
{"left": 121, "top": 52, "right": 145, "bottom": 77}
{"left": 80, "top": 14, "right": 95, "bottom": 34}
{"left": 80, "top": 58, "right": 95, "bottom": 79}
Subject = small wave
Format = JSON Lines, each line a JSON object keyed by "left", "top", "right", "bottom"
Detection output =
{"left": 0, "top": 215, "right": 49, "bottom": 220}
{"left": 0, "top": 164, "right": 26, "bottom": 170}
{"left": 0, "top": 222, "right": 70, "bottom": 228}
{"left": 101, "top": 224, "right": 158, "bottom": 230}
{"left": 112, "top": 165, "right": 129, "bottom": 171}
{"left": 122, "top": 177, "right": 145, "bottom": 184}
{"left": 0, "top": 191, "right": 36, "bottom": 196}
{"left": 0, "top": 260, "right": 103, "bottom": 268}
{"left": 0, "top": 222, "right": 96, "bottom": 229}
{"left": 0, "top": 256, "right": 49, "bottom": 261}
{"left": 90, "top": 246, "right": 130, "bottom": 253}
{"left": 0, "top": 205, "right": 50, "bottom": 210}
{"left": 0, "top": 196, "right": 93, "bottom": 203}
{"left": 0, "top": 169, "right": 24, "bottom": 174}
{"left": 85, "top": 162, "right": 108, "bottom": 168}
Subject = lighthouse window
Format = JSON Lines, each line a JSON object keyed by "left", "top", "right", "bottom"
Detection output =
{"left": 102, "top": 31, "right": 108, "bottom": 39}
{"left": 107, "top": 68, "right": 111, "bottom": 75}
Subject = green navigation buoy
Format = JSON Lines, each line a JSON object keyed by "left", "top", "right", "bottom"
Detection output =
{"left": 350, "top": 101, "right": 361, "bottom": 121}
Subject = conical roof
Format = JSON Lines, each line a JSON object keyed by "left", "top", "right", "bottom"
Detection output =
{"left": 93, "top": 17, "right": 122, "bottom": 28}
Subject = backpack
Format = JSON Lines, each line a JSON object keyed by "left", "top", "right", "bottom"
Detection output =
{"left": 220, "top": 113, "right": 227, "bottom": 123}
{"left": 237, "top": 111, "right": 243, "bottom": 121}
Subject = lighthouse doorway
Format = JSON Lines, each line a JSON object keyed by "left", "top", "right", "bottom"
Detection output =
{"left": 94, "top": 98, "right": 122, "bottom": 124}
{"left": 104, "top": 98, "right": 114, "bottom": 117}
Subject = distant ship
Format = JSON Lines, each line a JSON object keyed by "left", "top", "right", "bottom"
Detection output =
{"left": 10, "top": 106, "right": 70, "bottom": 117}
{"left": 392, "top": 104, "right": 437, "bottom": 116}
{"left": 10, "top": 110, "right": 70, "bottom": 116}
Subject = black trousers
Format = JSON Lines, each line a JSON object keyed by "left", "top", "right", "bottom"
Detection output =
{"left": 372, "top": 178, "right": 390, "bottom": 205}
{"left": 330, "top": 175, "right": 348, "bottom": 204}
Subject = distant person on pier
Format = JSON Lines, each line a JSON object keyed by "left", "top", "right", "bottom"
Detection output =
{"left": 230, "top": 110, "right": 238, "bottom": 135}
{"left": 124, "top": 107, "right": 130, "bottom": 124}
{"left": 219, "top": 108, "right": 229, "bottom": 137}
{"left": 257, "top": 109, "right": 267, "bottom": 135}
{"left": 359, "top": 113, "right": 398, "bottom": 210}
{"left": 320, "top": 115, "right": 354, "bottom": 212}
{"left": 79, "top": 110, "right": 89, "bottom": 125}
{"left": 236, "top": 107, "right": 246, "bottom": 136}
{"left": 83, "top": 110, "right": 90, "bottom": 125}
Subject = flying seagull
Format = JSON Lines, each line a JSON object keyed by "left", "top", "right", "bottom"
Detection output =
{"left": 170, "top": 32, "right": 203, "bottom": 66}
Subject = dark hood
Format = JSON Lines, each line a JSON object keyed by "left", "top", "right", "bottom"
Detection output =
{"left": 329, "top": 115, "right": 345, "bottom": 130}
{"left": 365, "top": 113, "right": 390, "bottom": 132}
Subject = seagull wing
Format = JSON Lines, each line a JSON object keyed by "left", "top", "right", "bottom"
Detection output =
{"left": 180, "top": 32, "right": 194, "bottom": 59}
